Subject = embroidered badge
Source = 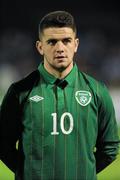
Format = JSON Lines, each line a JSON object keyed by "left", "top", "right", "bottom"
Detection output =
{"left": 29, "top": 95, "right": 44, "bottom": 102}
{"left": 75, "top": 91, "right": 92, "bottom": 106}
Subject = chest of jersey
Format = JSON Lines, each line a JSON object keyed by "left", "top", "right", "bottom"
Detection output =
{"left": 23, "top": 81, "right": 98, "bottom": 137}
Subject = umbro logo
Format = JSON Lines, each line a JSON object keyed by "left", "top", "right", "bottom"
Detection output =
{"left": 29, "top": 95, "right": 44, "bottom": 102}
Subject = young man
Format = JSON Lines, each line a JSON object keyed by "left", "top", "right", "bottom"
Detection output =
{"left": 0, "top": 11, "right": 119, "bottom": 180}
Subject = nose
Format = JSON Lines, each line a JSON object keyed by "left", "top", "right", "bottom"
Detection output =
{"left": 55, "top": 41, "right": 64, "bottom": 53}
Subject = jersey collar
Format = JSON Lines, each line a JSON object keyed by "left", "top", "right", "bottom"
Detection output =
{"left": 38, "top": 62, "right": 56, "bottom": 84}
{"left": 38, "top": 62, "right": 77, "bottom": 86}
{"left": 64, "top": 63, "right": 77, "bottom": 86}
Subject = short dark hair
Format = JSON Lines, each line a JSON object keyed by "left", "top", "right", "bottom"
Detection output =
{"left": 38, "top": 11, "right": 77, "bottom": 39}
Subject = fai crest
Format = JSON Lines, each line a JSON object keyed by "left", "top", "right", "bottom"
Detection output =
{"left": 75, "top": 91, "right": 92, "bottom": 106}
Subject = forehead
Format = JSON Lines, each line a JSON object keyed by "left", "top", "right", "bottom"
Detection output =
{"left": 42, "top": 27, "right": 75, "bottom": 40}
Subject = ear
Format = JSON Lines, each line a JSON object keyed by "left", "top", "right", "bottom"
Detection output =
{"left": 36, "top": 40, "right": 44, "bottom": 55}
{"left": 74, "top": 38, "right": 79, "bottom": 53}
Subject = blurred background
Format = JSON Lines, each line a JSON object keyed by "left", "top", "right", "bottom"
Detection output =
{"left": 0, "top": 1, "right": 120, "bottom": 179}
{"left": 0, "top": 0, "right": 120, "bottom": 124}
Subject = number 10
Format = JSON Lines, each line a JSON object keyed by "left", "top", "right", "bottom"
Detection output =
{"left": 51, "top": 112, "right": 74, "bottom": 135}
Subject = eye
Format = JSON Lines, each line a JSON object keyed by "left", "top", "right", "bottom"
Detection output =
{"left": 62, "top": 38, "right": 72, "bottom": 45}
{"left": 47, "top": 39, "right": 57, "bottom": 46}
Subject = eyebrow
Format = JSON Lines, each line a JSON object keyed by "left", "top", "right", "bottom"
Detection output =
{"left": 46, "top": 37, "right": 73, "bottom": 43}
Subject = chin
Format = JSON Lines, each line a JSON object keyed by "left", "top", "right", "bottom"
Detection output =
{"left": 55, "top": 63, "right": 71, "bottom": 72}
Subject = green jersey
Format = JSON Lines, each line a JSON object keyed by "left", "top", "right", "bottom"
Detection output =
{"left": 0, "top": 63, "right": 119, "bottom": 180}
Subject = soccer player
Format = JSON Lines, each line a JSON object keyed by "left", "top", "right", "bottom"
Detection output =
{"left": 0, "top": 11, "right": 119, "bottom": 180}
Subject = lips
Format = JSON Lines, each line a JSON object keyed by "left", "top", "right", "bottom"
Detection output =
{"left": 55, "top": 56, "right": 66, "bottom": 59}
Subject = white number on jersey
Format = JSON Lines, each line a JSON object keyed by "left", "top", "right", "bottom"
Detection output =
{"left": 51, "top": 112, "right": 74, "bottom": 135}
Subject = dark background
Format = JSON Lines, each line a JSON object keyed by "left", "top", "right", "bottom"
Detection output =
{"left": 1, "top": 1, "right": 120, "bottom": 40}
{"left": 1, "top": 1, "right": 120, "bottom": 35}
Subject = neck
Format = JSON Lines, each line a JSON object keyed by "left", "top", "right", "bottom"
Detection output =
{"left": 44, "top": 62, "right": 73, "bottom": 79}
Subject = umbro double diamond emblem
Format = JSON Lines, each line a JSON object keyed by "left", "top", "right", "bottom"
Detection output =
{"left": 29, "top": 95, "right": 44, "bottom": 102}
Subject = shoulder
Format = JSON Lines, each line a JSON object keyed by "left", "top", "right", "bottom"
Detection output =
{"left": 11, "top": 69, "right": 40, "bottom": 94}
{"left": 1, "top": 69, "right": 40, "bottom": 105}
{"left": 80, "top": 70, "right": 105, "bottom": 89}
{"left": 75, "top": 64, "right": 109, "bottom": 97}
{"left": 79, "top": 70, "right": 113, "bottom": 104}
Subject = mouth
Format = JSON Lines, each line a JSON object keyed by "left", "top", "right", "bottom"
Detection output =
{"left": 54, "top": 56, "right": 67, "bottom": 60}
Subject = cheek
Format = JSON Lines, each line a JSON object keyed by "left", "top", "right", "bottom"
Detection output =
{"left": 43, "top": 49, "right": 53, "bottom": 59}
{"left": 42, "top": 47, "right": 50, "bottom": 55}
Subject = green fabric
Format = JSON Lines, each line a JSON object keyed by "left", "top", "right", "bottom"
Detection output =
{"left": 21, "top": 63, "right": 119, "bottom": 180}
